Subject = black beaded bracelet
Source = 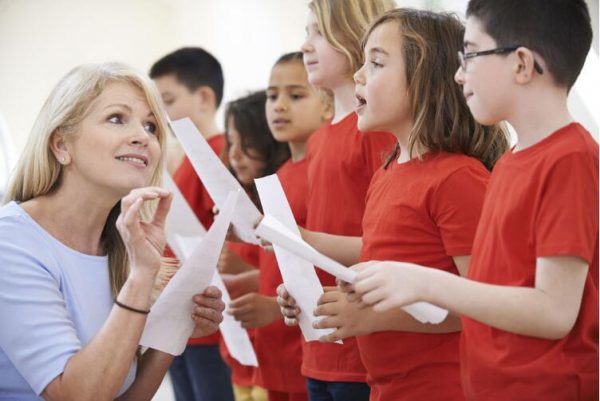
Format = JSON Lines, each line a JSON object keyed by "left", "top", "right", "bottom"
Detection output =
{"left": 114, "top": 299, "right": 150, "bottom": 315}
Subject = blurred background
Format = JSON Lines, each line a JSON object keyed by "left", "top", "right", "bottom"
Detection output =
{"left": 0, "top": 1, "right": 597, "bottom": 397}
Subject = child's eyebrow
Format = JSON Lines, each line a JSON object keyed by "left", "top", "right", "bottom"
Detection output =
{"left": 369, "top": 47, "right": 389, "bottom": 56}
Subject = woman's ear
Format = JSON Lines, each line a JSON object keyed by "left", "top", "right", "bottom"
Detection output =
{"left": 49, "top": 129, "right": 70, "bottom": 165}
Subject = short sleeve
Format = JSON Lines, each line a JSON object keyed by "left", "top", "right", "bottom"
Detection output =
{"left": 0, "top": 223, "right": 81, "bottom": 395}
{"left": 535, "top": 152, "right": 598, "bottom": 263}
{"left": 431, "top": 165, "right": 490, "bottom": 256}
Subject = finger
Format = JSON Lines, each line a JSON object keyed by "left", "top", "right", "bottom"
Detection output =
{"left": 350, "top": 260, "right": 379, "bottom": 273}
{"left": 373, "top": 299, "right": 395, "bottom": 313}
{"left": 276, "top": 294, "right": 295, "bottom": 308}
{"left": 192, "top": 308, "right": 223, "bottom": 325}
{"left": 361, "top": 287, "right": 385, "bottom": 306}
{"left": 353, "top": 273, "right": 380, "bottom": 296}
{"left": 312, "top": 316, "right": 337, "bottom": 329}
{"left": 121, "top": 188, "right": 165, "bottom": 211}
{"left": 151, "top": 192, "right": 173, "bottom": 227}
{"left": 276, "top": 284, "right": 288, "bottom": 298}
{"left": 314, "top": 302, "right": 338, "bottom": 317}
{"left": 123, "top": 197, "right": 143, "bottom": 228}
{"left": 284, "top": 317, "right": 299, "bottom": 326}
{"left": 281, "top": 306, "right": 301, "bottom": 319}
{"left": 319, "top": 329, "right": 342, "bottom": 343}
{"left": 228, "top": 293, "right": 252, "bottom": 309}
{"left": 193, "top": 294, "right": 226, "bottom": 312}
{"left": 228, "top": 303, "right": 252, "bottom": 315}
{"left": 193, "top": 306, "right": 223, "bottom": 324}
{"left": 202, "top": 286, "right": 222, "bottom": 298}
{"left": 317, "top": 291, "right": 339, "bottom": 305}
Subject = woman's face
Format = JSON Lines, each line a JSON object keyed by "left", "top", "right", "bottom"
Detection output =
{"left": 226, "top": 117, "right": 266, "bottom": 186}
{"left": 61, "top": 81, "right": 161, "bottom": 199}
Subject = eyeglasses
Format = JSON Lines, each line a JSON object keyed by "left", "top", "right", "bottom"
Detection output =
{"left": 458, "top": 46, "right": 544, "bottom": 74}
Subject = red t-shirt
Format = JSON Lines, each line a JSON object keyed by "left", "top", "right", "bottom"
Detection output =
{"left": 359, "top": 152, "right": 490, "bottom": 401}
{"left": 254, "top": 159, "right": 309, "bottom": 394}
{"left": 461, "top": 123, "right": 599, "bottom": 401}
{"left": 171, "top": 134, "right": 225, "bottom": 346}
{"left": 302, "top": 112, "right": 397, "bottom": 382}
{"left": 219, "top": 242, "right": 261, "bottom": 386}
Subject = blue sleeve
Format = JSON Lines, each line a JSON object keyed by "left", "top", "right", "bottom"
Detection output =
{"left": 0, "top": 219, "right": 81, "bottom": 396}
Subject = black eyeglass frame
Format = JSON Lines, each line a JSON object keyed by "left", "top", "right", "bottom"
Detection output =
{"left": 458, "top": 46, "right": 544, "bottom": 74}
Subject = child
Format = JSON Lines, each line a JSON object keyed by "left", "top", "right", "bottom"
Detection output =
{"left": 351, "top": 1, "right": 598, "bottom": 400}
{"left": 282, "top": 8, "right": 508, "bottom": 400}
{"left": 228, "top": 52, "right": 333, "bottom": 401}
{"left": 276, "top": 1, "right": 397, "bottom": 400}
{"left": 149, "top": 47, "right": 234, "bottom": 401}
{"left": 222, "top": 90, "right": 290, "bottom": 401}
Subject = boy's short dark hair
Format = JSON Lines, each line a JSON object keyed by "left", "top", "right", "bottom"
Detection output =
{"left": 467, "top": 0, "right": 592, "bottom": 90}
{"left": 275, "top": 51, "right": 304, "bottom": 65}
{"left": 149, "top": 47, "right": 224, "bottom": 107}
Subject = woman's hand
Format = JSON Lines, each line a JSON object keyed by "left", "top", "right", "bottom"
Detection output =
{"left": 116, "top": 187, "right": 172, "bottom": 275}
{"left": 276, "top": 284, "right": 301, "bottom": 326}
{"left": 190, "top": 286, "right": 225, "bottom": 338}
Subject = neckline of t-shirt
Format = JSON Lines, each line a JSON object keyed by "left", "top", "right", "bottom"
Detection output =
{"left": 329, "top": 111, "right": 356, "bottom": 128}
{"left": 8, "top": 201, "right": 109, "bottom": 262}
{"left": 390, "top": 150, "right": 441, "bottom": 169}
{"left": 508, "top": 122, "right": 581, "bottom": 159}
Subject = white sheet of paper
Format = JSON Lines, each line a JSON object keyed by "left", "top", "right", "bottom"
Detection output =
{"left": 255, "top": 175, "right": 336, "bottom": 342}
{"left": 255, "top": 215, "right": 356, "bottom": 282}
{"left": 210, "top": 273, "right": 258, "bottom": 366}
{"left": 139, "top": 191, "right": 239, "bottom": 355}
{"left": 158, "top": 180, "right": 258, "bottom": 365}
{"left": 170, "top": 118, "right": 262, "bottom": 244}
{"left": 163, "top": 170, "right": 207, "bottom": 240}
{"left": 255, "top": 215, "right": 449, "bottom": 324}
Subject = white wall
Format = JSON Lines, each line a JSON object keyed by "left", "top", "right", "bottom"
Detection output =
{"left": 0, "top": 0, "right": 309, "bottom": 155}
{"left": 0, "top": 0, "right": 597, "bottom": 161}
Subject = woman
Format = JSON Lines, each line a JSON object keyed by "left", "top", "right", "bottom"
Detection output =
{"left": 0, "top": 62, "right": 225, "bottom": 401}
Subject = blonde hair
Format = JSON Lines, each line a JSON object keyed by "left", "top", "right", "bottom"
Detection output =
{"left": 309, "top": 0, "right": 396, "bottom": 77}
{"left": 5, "top": 62, "right": 170, "bottom": 295}
{"left": 365, "top": 9, "right": 509, "bottom": 170}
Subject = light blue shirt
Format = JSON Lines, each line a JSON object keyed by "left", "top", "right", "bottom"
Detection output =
{"left": 0, "top": 201, "right": 136, "bottom": 400}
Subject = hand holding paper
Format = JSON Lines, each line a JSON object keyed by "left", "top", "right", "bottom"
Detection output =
{"left": 255, "top": 175, "right": 336, "bottom": 342}
{"left": 255, "top": 214, "right": 449, "bottom": 324}
{"left": 139, "top": 191, "right": 238, "bottom": 355}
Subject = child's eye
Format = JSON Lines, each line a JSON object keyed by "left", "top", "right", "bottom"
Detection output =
{"left": 371, "top": 61, "right": 383, "bottom": 69}
{"left": 143, "top": 121, "right": 157, "bottom": 135}
{"left": 290, "top": 93, "right": 305, "bottom": 100}
{"left": 267, "top": 93, "right": 278, "bottom": 101}
{"left": 108, "top": 114, "right": 124, "bottom": 124}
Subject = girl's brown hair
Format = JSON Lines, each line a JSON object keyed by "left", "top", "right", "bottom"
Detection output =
{"left": 365, "top": 9, "right": 509, "bottom": 170}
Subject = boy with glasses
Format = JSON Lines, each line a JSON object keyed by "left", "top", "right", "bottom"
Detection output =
{"left": 349, "top": 1, "right": 598, "bottom": 400}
